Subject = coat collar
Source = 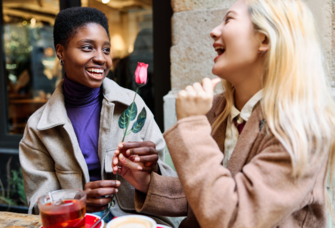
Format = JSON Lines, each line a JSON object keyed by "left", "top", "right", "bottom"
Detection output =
{"left": 226, "top": 104, "right": 264, "bottom": 176}
{"left": 37, "top": 78, "right": 133, "bottom": 130}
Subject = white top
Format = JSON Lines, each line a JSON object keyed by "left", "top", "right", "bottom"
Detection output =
{"left": 222, "top": 90, "right": 263, "bottom": 167}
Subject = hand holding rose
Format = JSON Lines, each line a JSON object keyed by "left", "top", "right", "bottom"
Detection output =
{"left": 112, "top": 141, "right": 159, "bottom": 193}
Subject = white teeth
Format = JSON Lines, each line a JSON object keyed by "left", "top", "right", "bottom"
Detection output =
{"left": 87, "top": 68, "right": 104, "bottom": 73}
{"left": 215, "top": 46, "right": 225, "bottom": 51}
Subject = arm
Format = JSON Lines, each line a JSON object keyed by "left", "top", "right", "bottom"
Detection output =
{"left": 19, "top": 126, "right": 59, "bottom": 214}
{"left": 165, "top": 115, "right": 325, "bottom": 228}
{"left": 135, "top": 172, "right": 188, "bottom": 217}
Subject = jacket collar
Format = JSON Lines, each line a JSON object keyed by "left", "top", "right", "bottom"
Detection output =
{"left": 37, "top": 78, "right": 133, "bottom": 130}
{"left": 226, "top": 104, "right": 264, "bottom": 176}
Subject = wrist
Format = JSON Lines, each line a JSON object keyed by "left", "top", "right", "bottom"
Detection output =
{"left": 137, "top": 174, "right": 151, "bottom": 194}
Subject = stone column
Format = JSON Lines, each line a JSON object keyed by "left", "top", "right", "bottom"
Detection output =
{"left": 164, "top": 0, "right": 334, "bottom": 131}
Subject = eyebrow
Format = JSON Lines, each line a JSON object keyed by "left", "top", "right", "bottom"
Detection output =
{"left": 224, "top": 10, "right": 237, "bottom": 19}
{"left": 77, "top": 39, "right": 110, "bottom": 46}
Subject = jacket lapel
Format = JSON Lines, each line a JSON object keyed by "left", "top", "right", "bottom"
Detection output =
{"left": 36, "top": 81, "right": 90, "bottom": 184}
{"left": 98, "top": 98, "right": 115, "bottom": 179}
{"left": 227, "top": 105, "right": 263, "bottom": 176}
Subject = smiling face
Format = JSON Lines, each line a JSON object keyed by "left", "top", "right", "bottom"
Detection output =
{"left": 211, "top": 0, "right": 266, "bottom": 85}
{"left": 56, "top": 23, "right": 112, "bottom": 89}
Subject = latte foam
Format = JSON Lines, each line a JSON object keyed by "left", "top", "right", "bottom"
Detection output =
{"left": 109, "top": 217, "right": 153, "bottom": 228}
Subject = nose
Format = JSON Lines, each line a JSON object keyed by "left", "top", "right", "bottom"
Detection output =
{"left": 210, "top": 25, "right": 222, "bottom": 41}
{"left": 92, "top": 50, "right": 106, "bottom": 65}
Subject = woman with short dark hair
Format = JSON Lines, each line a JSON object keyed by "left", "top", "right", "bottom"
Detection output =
{"left": 19, "top": 7, "right": 180, "bottom": 227}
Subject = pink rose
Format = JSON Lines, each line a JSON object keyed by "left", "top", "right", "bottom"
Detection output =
{"left": 134, "top": 62, "right": 148, "bottom": 86}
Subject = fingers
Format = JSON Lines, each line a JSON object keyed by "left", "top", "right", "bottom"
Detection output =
{"left": 119, "top": 153, "right": 142, "bottom": 171}
{"left": 136, "top": 154, "right": 158, "bottom": 163}
{"left": 118, "top": 141, "right": 155, "bottom": 150}
{"left": 202, "top": 77, "right": 220, "bottom": 95}
{"left": 211, "top": 78, "right": 221, "bottom": 88}
{"left": 86, "top": 197, "right": 111, "bottom": 209}
{"left": 185, "top": 85, "right": 196, "bottom": 97}
{"left": 86, "top": 188, "right": 118, "bottom": 198}
{"left": 125, "top": 147, "right": 158, "bottom": 157}
{"left": 85, "top": 180, "right": 121, "bottom": 190}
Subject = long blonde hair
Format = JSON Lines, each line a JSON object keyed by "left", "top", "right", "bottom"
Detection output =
{"left": 212, "top": 0, "right": 335, "bottom": 179}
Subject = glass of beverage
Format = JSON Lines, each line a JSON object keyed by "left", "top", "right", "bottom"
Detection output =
{"left": 38, "top": 189, "right": 86, "bottom": 228}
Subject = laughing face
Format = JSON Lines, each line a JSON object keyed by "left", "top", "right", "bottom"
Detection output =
{"left": 56, "top": 23, "right": 112, "bottom": 88}
{"left": 210, "top": 0, "right": 264, "bottom": 85}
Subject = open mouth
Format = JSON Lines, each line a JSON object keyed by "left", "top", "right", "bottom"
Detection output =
{"left": 215, "top": 46, "right": 226, "bottom": 56}
{"left": 214, "top": 45, "right": 226, "bottom": 62}
{"left": 86, "top": 67, "right": 104, "bottom": 79}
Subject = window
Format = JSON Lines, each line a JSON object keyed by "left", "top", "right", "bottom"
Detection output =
{"left": 1, "top": 0, "right": 60, "bottom": 136}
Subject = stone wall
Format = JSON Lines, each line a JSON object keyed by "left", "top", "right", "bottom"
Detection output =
{"left": 164, "top": 0, "right": 335, "bottom": 131}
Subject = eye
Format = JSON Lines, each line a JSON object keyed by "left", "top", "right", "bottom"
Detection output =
{"left": 225, "top": 17, "right": 233, "bottom": 23}
{"left": 103, "top": 47, "right": 110, "bottom": 54}
{"left": 82, "top": 45, "right": 93, "bottom": 51}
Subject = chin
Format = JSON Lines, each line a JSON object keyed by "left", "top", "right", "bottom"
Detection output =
{"left": 212, "top": 65, "right": 224, "bottom": 77}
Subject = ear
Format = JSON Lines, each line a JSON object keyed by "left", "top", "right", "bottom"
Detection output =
{"left": 258, "top": 33, "right": 269, "bottom": 53}
{"left": 56, "top": 44, "right": 65, "bottom": 60}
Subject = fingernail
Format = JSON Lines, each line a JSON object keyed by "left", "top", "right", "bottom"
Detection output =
{"left": 126, "top": 150, "right": 130, "bottom": 155}
{"left": 118, "top": 143, "right": 123, "bottom": 148}
{"left": 115, "top": 189, "right": 118, "bottom": 193}
{"left": 138, "top": 166, "right": 143, "bottom": 170}
{"left": 135, "top": 157, "right": 140, "bottom": 162}
{"left": 119, "top": 153, "right": 124, "bottom": 161}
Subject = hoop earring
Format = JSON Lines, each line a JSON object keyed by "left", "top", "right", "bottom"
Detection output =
{"left": 60, "top": 59, "right": 64, "bottom": 66}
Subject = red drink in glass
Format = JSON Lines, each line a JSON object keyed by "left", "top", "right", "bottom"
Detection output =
{"left": 38, "top": 190, "right": 87, "bottom": 228}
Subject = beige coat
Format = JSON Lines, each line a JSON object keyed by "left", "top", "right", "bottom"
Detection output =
{"left": 135, "top": 96, "right": 328, "bottom": 228}
{"left": 19, "top": 78, "right": 182, "bottom": 228}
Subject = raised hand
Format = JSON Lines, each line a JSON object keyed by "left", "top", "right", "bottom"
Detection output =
{"left": 176, "top": 78, "right": 221, "bottom": 121}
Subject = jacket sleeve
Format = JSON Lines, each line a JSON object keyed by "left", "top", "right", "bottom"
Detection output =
{"left": 19, "top": 124, "right": 60, "bottom": 214}
{"left": 164, "top": 116, "right": 327, "bottom": 228}
{"left": 135, "top": 172, "right": 188, "bottom": 217}
{"left": 142, "top": 109, "right": 177, "bottom": 178}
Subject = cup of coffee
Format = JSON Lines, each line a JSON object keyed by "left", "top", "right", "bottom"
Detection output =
{"left": 107, "top": 215, "right": 156, "bottom": 228}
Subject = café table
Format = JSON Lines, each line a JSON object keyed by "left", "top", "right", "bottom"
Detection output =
{"left": 0, "top": 212, "right": 107, "bottom": 228}
{"left": 0, "top": 212, "right": 42, "bottom": 227}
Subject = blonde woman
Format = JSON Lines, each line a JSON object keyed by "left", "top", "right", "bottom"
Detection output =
{"left": 112, "top": 0, "right": 335, "bottom": 227}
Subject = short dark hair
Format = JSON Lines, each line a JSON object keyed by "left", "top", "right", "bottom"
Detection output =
{"left": 53, "top": 7, "right": 110, "bottom": 48}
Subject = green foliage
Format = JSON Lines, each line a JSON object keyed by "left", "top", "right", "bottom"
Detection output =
{"left": 118, "top": 102, "right": 138, "bottom": 129}
{"left": 0, "top": 157, "right": 28, "bottom": 207}
{"left": 131, "top": 107, "right": 147, "bottom": 133}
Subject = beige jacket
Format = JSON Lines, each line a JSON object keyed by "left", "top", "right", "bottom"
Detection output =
{"left": 135, "top": 96, "right": 328, "bottom": 228}
{"left": 19, "top": 78, "right": 182, "bottom": 228}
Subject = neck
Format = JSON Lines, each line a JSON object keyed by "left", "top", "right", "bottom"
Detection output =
{"left": 232, "top": 61, "right": 263, "bottom": 111}
{"left": 63, "top": 75, "right": 102, "bottom": 107}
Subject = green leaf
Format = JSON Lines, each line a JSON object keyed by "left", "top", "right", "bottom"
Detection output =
{"left": 118, "top": 102, "right": 138, "bottom": 129}
{"left": 131, "top": 107, "right": 147, "bottom": 133}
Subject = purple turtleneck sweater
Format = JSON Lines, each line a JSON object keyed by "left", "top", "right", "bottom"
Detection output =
{"left": 63, "top": 76, "right": 102, "bottom": 182}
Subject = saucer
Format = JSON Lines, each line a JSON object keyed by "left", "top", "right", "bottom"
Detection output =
{"left": 40, "top": 213, "right": 104, "bottom": 228}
